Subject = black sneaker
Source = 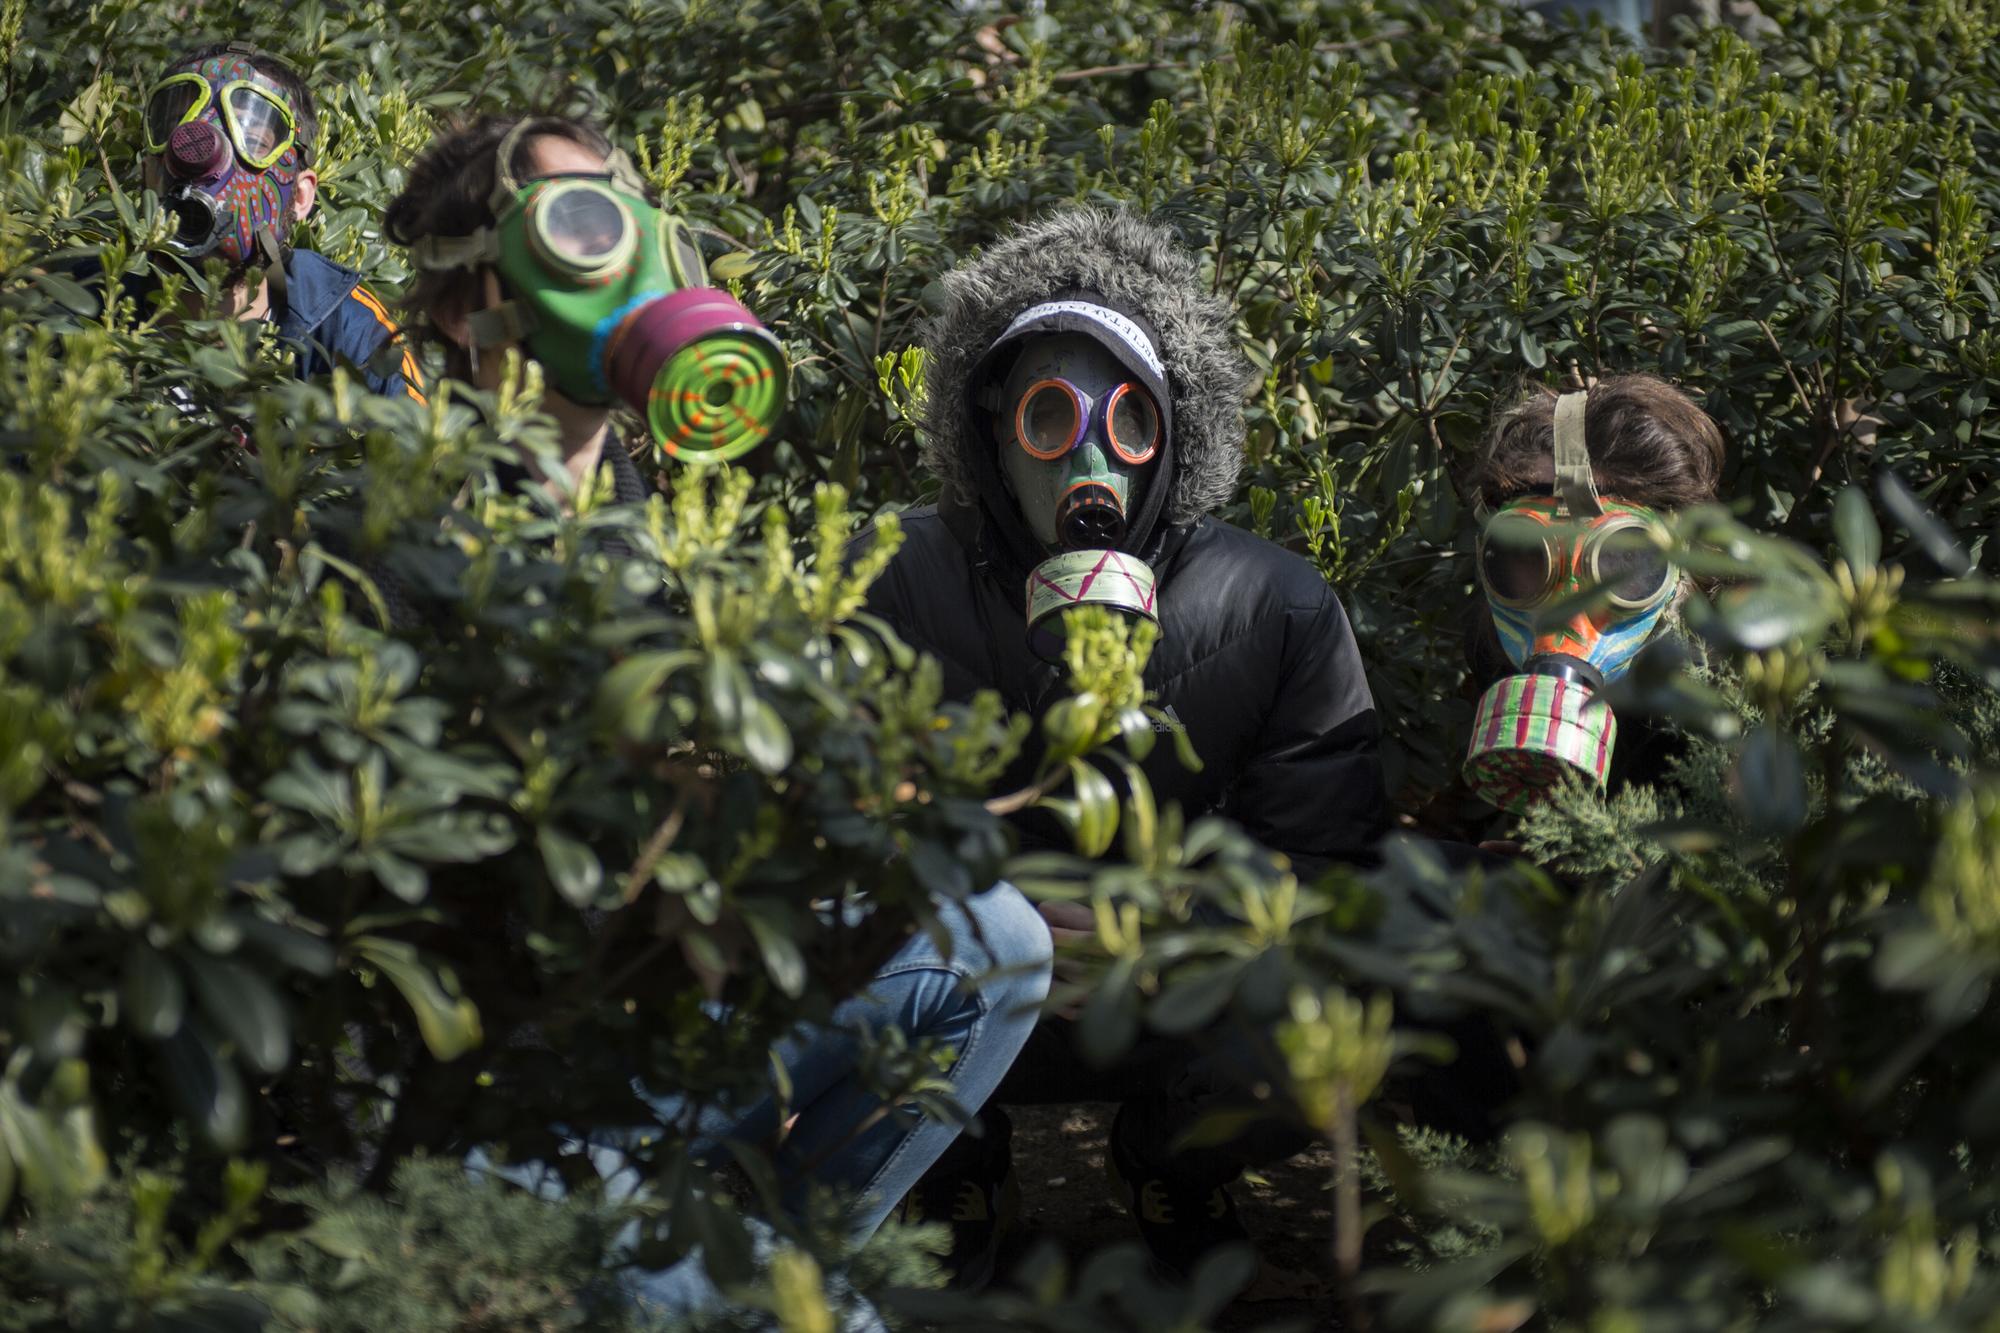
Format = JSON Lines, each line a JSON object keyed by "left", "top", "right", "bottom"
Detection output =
{"left": 1106, "top": 1110, "right": 1252, "bottom": 1281}
{"left": 897, "top": 1108, "right": 1017, "bottom": 1289}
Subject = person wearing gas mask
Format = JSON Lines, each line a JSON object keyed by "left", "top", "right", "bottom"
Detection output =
{"left": 387, "top": 113, "right": 789, "bottom": 502}
{"left": 1462, "top": 375, "right": 1725, "bottom": 813}
{"left": 861, "top": 207, "right": 1386, "bottom": 1282}
{"left": 382, "top": 112, "right": 1052, "bottom": 1317}
{"left": 131, "top": 42, "right": 422, "bottom": 401}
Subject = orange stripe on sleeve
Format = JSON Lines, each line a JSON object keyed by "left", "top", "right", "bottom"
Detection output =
{"left": 349, "top": 284, "right": 395, "bottom": 328}
{"left": 350, "top": 285, "right": 428, "bottom": 402}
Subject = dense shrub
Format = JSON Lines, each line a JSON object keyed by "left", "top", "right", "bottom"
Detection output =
{"left": 6, "top": 0, "right": 2000, "bottom": 1328}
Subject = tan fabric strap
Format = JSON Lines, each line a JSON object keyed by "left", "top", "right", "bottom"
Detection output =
{"left": 466, "top": 300, "right": 536, "bottom": 348}
{"left": 1552, "top": 390, "right": 1603, "bottom": 518}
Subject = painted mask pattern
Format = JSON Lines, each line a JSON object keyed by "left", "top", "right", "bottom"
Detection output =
{"left": 998, "top": 334, "right": 1160, "bottom": 550}
{"left": 1482, "top": 495, "right": 1675, "bottom": 681}
{"left": 146, "top": 54, "right": 303, "bottom": 265}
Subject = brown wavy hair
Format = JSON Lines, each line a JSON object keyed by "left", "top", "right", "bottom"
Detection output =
{"left": 1473, "top": 374, "right": 1726, "bottom": 511}
{"left": 382, "top": 114, "right": 615, "bottom": 372}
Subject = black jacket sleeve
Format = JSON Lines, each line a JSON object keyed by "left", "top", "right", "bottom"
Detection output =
{"left": 1222, "top": 586, "right": 1386, "bottom": 879}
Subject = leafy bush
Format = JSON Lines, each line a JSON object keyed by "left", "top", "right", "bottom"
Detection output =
{"left": 7, "top": 0, "right": 2000, "bottom": 1329}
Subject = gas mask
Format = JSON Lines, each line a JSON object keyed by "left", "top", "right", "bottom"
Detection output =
{"left": 408, "top": 119, "right": 787, "bottom": 463}
{"left": 142, "top": 45, "right": 307, "bottom": 272}
{"left": 1465, "top": 391, "right": 1678, "bottom": 812}
{"left": 985, "top": 326, "right": 1165, "bottom": 660}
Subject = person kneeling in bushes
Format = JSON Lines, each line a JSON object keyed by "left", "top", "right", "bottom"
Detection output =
{"left": 860, "top": 205, "right": 1388, "bottom": 1284}
{"left": 384, "top": 110, "right": 1054, "bottom": 1317}
{"left": 115, "top": 40, "right": 423, "bottom": 401}
{"left": 1459, "top": 374, "right": 1726, "bottom": 817}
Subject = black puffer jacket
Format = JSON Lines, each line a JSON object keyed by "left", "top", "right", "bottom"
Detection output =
{"left": 863, "top": 208, "right": 1385, "bottom": 877}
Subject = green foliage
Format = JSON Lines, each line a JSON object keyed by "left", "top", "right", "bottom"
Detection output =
{"left": 7, "top": 0, "right": 2000, "bottom": 1329}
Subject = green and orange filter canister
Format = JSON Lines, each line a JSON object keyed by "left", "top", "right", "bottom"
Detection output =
{"left": 1464, "top": 674, "right": 1618, "bottom": 814}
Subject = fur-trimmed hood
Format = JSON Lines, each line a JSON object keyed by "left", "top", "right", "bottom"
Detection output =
{"left": 918, "top": 207, "right": 1253, "bottom": 568}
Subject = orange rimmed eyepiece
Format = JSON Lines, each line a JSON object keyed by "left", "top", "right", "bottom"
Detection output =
{"left": 1477, "top": 499, "right": 1674, "bottom": 613}
{"left": 1015, "top": 379, "right": 1083, "bottom": 460}
{"left": 1104, "top": 382, "right": 1160, "bottom": 464}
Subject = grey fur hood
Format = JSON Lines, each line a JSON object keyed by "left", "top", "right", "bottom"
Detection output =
{"left": 919, "top": 206, "right": 1254, "bottom": 536}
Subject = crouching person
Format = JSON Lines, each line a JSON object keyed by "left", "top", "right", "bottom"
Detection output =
{"left": 384, "top": 111, "right": 1053, "bottom": 1316}
{"left": 861, "top": 206, "right": 1388, "bottom": 1282}
{"left": 1462, "top": 375, "right": 1726, "bottom": 813}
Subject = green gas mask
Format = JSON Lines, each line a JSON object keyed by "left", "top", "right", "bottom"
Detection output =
{"left": 409, "top": 119, "right": 787, "bottom": 462}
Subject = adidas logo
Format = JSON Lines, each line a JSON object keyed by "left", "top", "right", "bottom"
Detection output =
{"left": 1152, "top": 704, "right": 1185, "bottom": 735}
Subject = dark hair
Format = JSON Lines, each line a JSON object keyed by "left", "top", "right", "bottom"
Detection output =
{"left": 1474, "top": 374, "right": 1726, "bottom": 513}
{"left": 166, "top": 43, "right": 318, "bottom": 163}
{"left": 382, "top": 114, "right": 616, "bottom": 356}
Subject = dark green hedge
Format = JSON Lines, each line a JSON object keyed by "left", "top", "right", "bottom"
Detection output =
{"left": 7, "top": 0, "right": 2000, "bottom": 1328}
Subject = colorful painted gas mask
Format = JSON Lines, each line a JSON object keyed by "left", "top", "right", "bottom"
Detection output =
{"left": 985, "top": 323, "right": 1166, "bottom": 660}
{"left": 408, "top": 119, "right": 787, "bottom": 463}
{"left": 142, "top": 45, "right": 307, "bottom": 269}
{"left": 1465, "top": 391, "right": 1679, "bottom": 811}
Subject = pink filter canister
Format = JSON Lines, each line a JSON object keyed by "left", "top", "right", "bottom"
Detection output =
{"left": 606, "top": 287, "right": 788, "bottom": 462}
{"left": 1464, "top": 673, "right": 1618, "bottom": 814}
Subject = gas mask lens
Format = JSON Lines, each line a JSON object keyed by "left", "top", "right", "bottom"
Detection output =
{"left": 530, "top": 182, "right": 634, "bottom": 275}
{"left": 222, "top": 83, "right": 293, "bottom": 167}
{"left": 1590, "top": 520, "right": 1672, "bottom": 610}
{"left": 145, "top": 76, "right": 205, "bottom": 152}
{"left": 1017, "top": 380, "right": 1082, "bottom": 460}
{"left": 1104, "top": 383, "right": 1160, "bottom": 465}
{"left": 1477, "top": 513, "right": 1557, "bottom": 607}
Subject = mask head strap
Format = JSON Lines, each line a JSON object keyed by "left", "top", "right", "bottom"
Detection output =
{"left": 1552, "top": 389, "right": 1603, "bottom": 519}
{"left": 402, "top": 119, "right": 557, "bottom": 300}
{"left": 407, "top": 228, "right": 502, "bottom": 272}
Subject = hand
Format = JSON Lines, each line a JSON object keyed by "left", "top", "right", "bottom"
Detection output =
{"left": 1037, "top": 900, "right": 1095, "bottom": 932}
{"left": 1038, "top": 901, "right": 1102, "bottom": 1019}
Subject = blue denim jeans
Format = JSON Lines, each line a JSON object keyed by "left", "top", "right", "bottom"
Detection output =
{"left": 472, "top": 883, "right": 1051, "bottom": 1321}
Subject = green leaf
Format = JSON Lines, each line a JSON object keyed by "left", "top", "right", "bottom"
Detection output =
{"left": 1116, "top": 756, "right": 1159, "bottom": 866}
{"left": 594, "top": 649, "right": 700, "bottom": 737}
{"left": 1877, "top": 469, "right": 1972, "bottom": 576}
{"left": 738, "top": 695, "right": 794, "bottom": 773}
{"left": 33, "top": 270, "right": 98, "bottom": 316}
{"left": 233, "top": 918, "right": 337, "bottom": 978}
{"left": 1149, "top": 959, "right": 1245, "bottom": 1034}
{"left": 1705, "top": 581, "right": 1834, "bottom": 651}
{"left": 160, "top": 1021, "right": 248, "bottom": 1151}
{"left": 1067, "top": 758, "right": 1120, "bottom": 859}
{"left": 539, "top": 824, "right": 603, "bottom": 907}
{"left": 909, "top": 839, "right": 972, "bottom": 899}
{"left": 705, "top": 651, "right": 748, "bottom": 730}
{"left": 1732, "top": 724, "right": 1808, "bottom": 838}
{"left": 0, "top": 1122, "right": 13, "bottom": 1215}
{"left": 366, "top": 849, "right": 429, "bottom": 904}
{"left": 124, "top": 943, "right": 186, "bottom": 1040}
{"left": 353, "top": 936, "right": 483, "bottom": 1062}
{"left": 1077, "top": 955, "right": 1140, "bottom": 1066}
{"left": 744, "top": 909, "right": 807, "bottom": 998}
{"left": 185, "top": 955, "right": 291, "bottom": 1076}
{"left": 1832, "top": 485, "right": 1880, "bottom": 571}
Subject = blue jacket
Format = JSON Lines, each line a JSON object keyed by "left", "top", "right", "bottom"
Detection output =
{"left": 275, "top": 250, "right": 424, "bottom": 404}
{"left": 70, "top": 247, "right": 424, "bottom": 403}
